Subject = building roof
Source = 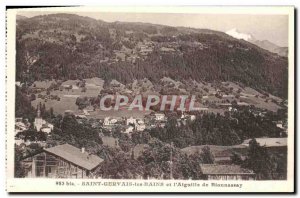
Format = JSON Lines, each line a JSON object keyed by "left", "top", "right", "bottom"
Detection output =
{"left": 181, "top": 145, "right": 247, "bottom": 158}
{"left": 44, "top": 144, "right": 103, "bottom": 171}
{"left": 242, "top": 138, "right": 287, "bottom": 147}
{"left": 200, "top": 164, "right": 254, "bottom": 175}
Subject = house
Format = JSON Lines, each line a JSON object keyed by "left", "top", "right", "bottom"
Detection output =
{"left": 75, "top": 114, "right": 87, "bottom": 119}
{"left": 181, "top": 113, "right": 187, "bottom": 119}
{"left": 21, "top": 144, "right": 104, "bottom": 178}
{"left": 157, "top": 121, "right": 166, "bottom": 128}
{"left": 48, "top": 123, "right": 54, "bottom": 130}
{"left": 222, "top": 94, "right": 234, "bottom": 98}
{"left": 16, "top": 81, "right": 22, "bottom": 87}
{"left": 237, "top": 102, "right": 249, "bottom": 106}
{"left": 64, "top": 110, "right": 74, "bottom": 116}
{"left": 153, "top": 113, "right": 165, "bottom": 121}
{"left": 136, "top": 118, "right": 144, "bottom": 125}
{"left": 124, "top": 125, "right": 134, "bottom": 134}
{"left": 15, "top": 117, "right": 23, "bottom": 122}
{"left": 181, "top": 113, "right": 196, "bottom": 121}
{"left": 177, "top": 119, "right": 187, "bottom": 127}
{"left": 40, "top": 123, "right": 54, "bottom": 134}
{"left": 103, "top": 117, "right": 118, "bottom": 126}
{"left": 190, "top": 115, "right": 196, "bottom": 121}
{"left": 228, "top": 107, "right": 237, "bottom": 112}
{"left": 275, "top": 121, "right": 285, "bottom": 129}
{"left": 136, "top": 123, "right": 146, "bottom": 132}
{"left": 79, "top": 106, "right": 95, "bottom": 116}
{"left": 219, "top": 103, "right": 232, "bottom": 108}
{"left": 15, "top": 122, "right": 27, "bottom": 132}
{"left": 41, "top": 127, "right": 51, "bottom": 134}
{"left": 126, "top": 117, "right": 137, "bottom": 125}
{"left": 199, "top": 107, "right": 209, "bottom": 113}
{"left": 15, "top": 119, "right": 29, "bottom": 134}
{"left": 135, "top": 118, "right": 146, "bottom": 131}
{"left": 200, "top": 164, "right": 255, "bottom": 180}
{"left": 124, "top": 117, "right": 145, "bottom": 132}
{"left": 160, "top": 47, "right": 175, "bottom": 52}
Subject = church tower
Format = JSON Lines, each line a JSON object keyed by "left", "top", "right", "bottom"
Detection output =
{"left": 34, "top": 104, "right": 43, "bottom": 131}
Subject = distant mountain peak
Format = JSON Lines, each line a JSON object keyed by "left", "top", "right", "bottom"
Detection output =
{"left": 226, "top": 28, "right": 254, "bottom": 41}
{"left": 226, "top": 28, "right": 287, "bottom": 57}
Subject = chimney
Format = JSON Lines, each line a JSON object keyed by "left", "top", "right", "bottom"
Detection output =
{"left": 81, "top": 147, "right": 85, "bottom": 153}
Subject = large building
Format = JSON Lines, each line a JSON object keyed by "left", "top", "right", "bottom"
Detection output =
{"left": 200, "top": 164, "right": 255, "bottom": 180}
{"left": 21, "top": 144, "right": 104, "bottom": 178}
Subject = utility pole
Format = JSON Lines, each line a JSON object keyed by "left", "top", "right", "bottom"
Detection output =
{"left": 170, "top": 142, "right": 173, "bottom": 180}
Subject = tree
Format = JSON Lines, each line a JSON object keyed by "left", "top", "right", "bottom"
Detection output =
{"left": 96, "top": 151, "right": 143, "bottom": 179}
{"left": 165, "top": 116, "right": 180, "bottom": 140}
{"left": 14, "top": 147, "right": 25, "bottom": 178}
{"left": 75, "top": 97, "right": 90, "bottom": 110}
{"left": 242, "top": 139, "right": 273, "bottom": 180}
{"left": 30, "top": 93, "right": 36, "bottom": 101}
{"left": 49, "top": 107, "right": 54, "bottom": 118}
{"left": 15, "top": 86, "right": 36, "bottom": 121}
{"left": 58, "top": 114, "right": 102, "bottom": 147}
{"left": 136, "top": 139, "right": 203, "bottom": 180}
{"left": 200, "top": 146, "right": 214, "bottom": 164}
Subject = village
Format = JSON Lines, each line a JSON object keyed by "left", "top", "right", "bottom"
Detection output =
{"left": 14, "top": 96, "right": 288, "bottom": 180}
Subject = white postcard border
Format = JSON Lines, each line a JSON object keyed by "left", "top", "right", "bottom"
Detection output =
{"left": 6, "top": 6, "right": 295, "bottom": 193}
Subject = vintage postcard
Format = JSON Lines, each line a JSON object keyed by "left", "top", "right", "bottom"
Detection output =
{"left": 6, "top": 6, "right": 295, "bottom": 193}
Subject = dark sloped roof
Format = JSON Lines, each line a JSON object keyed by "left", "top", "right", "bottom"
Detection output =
{"left": 44, "top": 144, "right": 103, "bottom": 171}
{"left": 201, "top": 164, "right": 254, "bottom": 175}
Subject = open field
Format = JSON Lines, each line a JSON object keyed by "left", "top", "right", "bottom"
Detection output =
{"left": 32, "top": 96, "right": 79, "bottom": 115}
{"left": 101, "top": 136, "right": 119, "bottom": 148}
{"left": 31, "top": 78, "right": 103, "bottom": 115}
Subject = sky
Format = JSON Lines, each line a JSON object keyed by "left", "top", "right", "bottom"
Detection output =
{"left": 19, "top": 11, "right": 289, "bottom": 47}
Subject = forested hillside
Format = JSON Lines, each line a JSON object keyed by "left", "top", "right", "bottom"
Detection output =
{"left": 16, "top": 14, "right": 288, "bottom": 98}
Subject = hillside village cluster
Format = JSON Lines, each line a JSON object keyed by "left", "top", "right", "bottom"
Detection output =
{"left": 15, "top": 86, "right": 288, "bottom": 180}
{"left": 15, "top": 105, "right": 197, "bottom": 146}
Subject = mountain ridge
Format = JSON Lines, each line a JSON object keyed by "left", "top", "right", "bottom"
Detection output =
{"left": 16, "top": 13, "right": 288, "bottom": 98}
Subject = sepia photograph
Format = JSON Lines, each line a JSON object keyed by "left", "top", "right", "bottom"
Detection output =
{"left": 5, "top": 6, "right": 295, "bottom": 193}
